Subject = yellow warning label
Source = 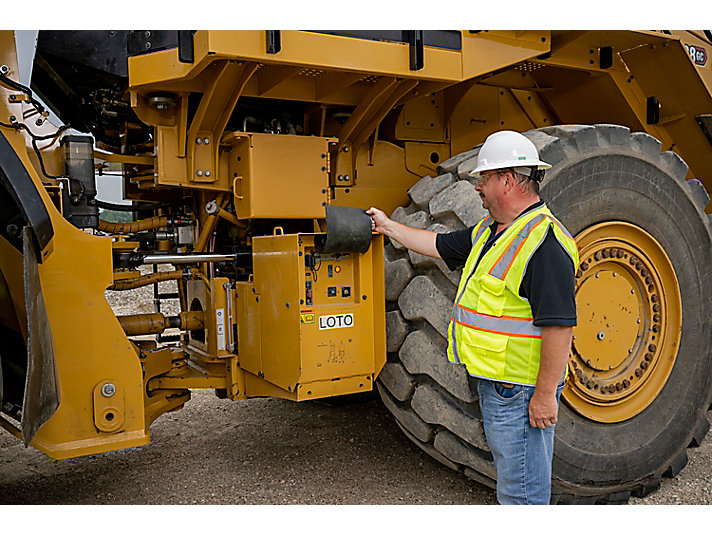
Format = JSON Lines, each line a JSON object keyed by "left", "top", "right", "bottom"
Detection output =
{"left": 300, "top": 313, "right": 316, "bottom": 324}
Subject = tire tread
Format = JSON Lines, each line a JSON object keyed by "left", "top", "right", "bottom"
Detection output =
{"left": 380, "top": 123, "right": 712, "bottom": 505}
{"left": 377, "top": 382, "right": 433, "bottom": 443}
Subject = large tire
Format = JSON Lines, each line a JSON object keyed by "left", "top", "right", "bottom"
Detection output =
{"left": 377, "top": 124, "right": 712, "bottom": 503}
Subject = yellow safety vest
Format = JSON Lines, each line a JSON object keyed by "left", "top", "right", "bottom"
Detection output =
{"left": 446, "top": 204, "right": 578, "bottom": 385}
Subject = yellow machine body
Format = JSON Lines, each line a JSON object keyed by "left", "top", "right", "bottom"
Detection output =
{"left": 228, "top": 133, "right": 331, "bottom": 219}
{"left": 1, "top": 29, "right": 711, "bottom": 468}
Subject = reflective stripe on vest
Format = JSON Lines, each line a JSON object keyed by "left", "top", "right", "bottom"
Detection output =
{"left": 449, "top": 215, "right": 493, "bottom": 365}
{"left": 453, "top": 305, "right": 542, "bottom": 339}
{"left": 446, "top": 204, "right": 578, "bottom": 383}
{"left": 450, "top": 211, "right": 548, "bottom": 364}
{"left": 472, "top": 215, "right": 493, "bottom": 245}
{"left": 489, "top": 213, "right": 549, "bottom": 280}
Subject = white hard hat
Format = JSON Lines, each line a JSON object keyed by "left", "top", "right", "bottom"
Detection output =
{"left": 469, "top": 130, "right": 551, "bottom": 178}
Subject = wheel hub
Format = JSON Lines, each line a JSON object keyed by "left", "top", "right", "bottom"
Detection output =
{"left": 563, "top": 222, "right": 682, "bottom": 423}
{"left": 575, "top": 270, "right": 639, "bottom": 371}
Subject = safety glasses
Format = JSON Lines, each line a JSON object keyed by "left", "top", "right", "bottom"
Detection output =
{"left": 474, "top": 170, "right": 508, "bottom": 187}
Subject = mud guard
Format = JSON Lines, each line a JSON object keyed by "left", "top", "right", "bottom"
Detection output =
{"left": 21, "top": 226, "right": 60, "bottom": 446}
{"left": 0, "top": 128, "right": 59, "bottom": 444}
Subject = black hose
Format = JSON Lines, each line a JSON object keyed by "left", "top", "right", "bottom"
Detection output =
{"left": 0, "top": 119, "right": 82, "bottom": 201}
{"left": 0, "top": 69, "right": 71, "bottom": 179}
{"left": 96, "top": 199, "right": 172, "bottom": 213}
{"left": 0, "top": 71, "right": 46, "bottom": 115}
{"left": 96, "top": 200, "right": 139, "bottom": 212}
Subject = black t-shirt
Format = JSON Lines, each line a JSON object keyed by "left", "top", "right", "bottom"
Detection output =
{"left": 435, "top": 201, "right": 577, "bottom": 327}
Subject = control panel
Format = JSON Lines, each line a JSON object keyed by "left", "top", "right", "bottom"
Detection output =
{"left": 303, "top": 250, "right": 355, "bottom": 307}
{"left": 235, "top": 231, "right": 385, "bottom": 400}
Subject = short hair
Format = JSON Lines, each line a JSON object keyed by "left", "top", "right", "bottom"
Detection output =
{"left": 516, "top": 170, "right": 539, "bottom": 195}
{"left": 502, "top": 168, "right": 540, "bottom": 195}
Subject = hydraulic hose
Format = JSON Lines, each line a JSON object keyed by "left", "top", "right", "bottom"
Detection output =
{"left": 194, "top": 193, "right": 228, "bottom": 253}
{"left": 205, "top": 200, "right": 245, "bottom": 228}
{"left": 117, "top": 311, "right": 205, "bottom": 336}
{"left": 98, "top": 215, "right": 169, "bottom": 234}
{"left": 190, "top": 268, "right": 211, "bottom": 293}
{"left": 108, "top": 267, "right": 211, "bottom": 294}
{"left": 108, "top": 270, "right": 184, "bottom": 291}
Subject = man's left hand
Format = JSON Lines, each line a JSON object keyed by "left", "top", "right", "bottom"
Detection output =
{"left": 529, "top": 389, "right": 559, "bottom": 428}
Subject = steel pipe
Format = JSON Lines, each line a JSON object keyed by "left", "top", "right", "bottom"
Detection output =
{"left": 142, "top": 253, "right": 238, "bottom": 264}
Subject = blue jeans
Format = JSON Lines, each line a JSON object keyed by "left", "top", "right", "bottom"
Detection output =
{"left": 477, "top": 379, "right": 565, "bottom": 505}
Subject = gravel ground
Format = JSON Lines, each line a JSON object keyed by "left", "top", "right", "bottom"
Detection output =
{"left": 1, "top": 389, "right": 710, "bottom": 505}
{"left": 0, "top": 390, "right": 497, "bottom": 504}
{"left": 1, "top": 269, "right": 710, "bottom": 505}
{"left": 629, "top": 411, "right": 712, "bottom": 505}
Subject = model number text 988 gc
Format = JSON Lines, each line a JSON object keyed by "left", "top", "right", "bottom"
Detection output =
{"left": 685, "top": 43, "right": 708, "bottom": 66}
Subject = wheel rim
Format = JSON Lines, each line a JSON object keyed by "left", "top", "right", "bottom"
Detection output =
{"left": 563, "top": 222, "right": 682, "bottom": 423}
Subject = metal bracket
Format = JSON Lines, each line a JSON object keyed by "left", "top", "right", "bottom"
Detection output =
{"left": 178, "top": 30, "right": 195, "bottom": 63}
{"left": 696, "top": 115, "right": 712, "bottom": 147}
{"left": 7, "top": 93, "right": 29, "bottom": 103}
{"left": 92, "top": 380, "right": 124, "bottom": 433}
{"left": 408, "top": 30, "right": 424, "bottom": 71}
{"left": 186, "top": 61, "right": 259, "bottom": 183}
{"left": 647, "top": 96, "right": 660, "bottom": 125}
{"left": 266, "top": 30, "right": 281, "bottom": 54}
{"left": 599, "top": 46, "right": 613, "bottom": 69}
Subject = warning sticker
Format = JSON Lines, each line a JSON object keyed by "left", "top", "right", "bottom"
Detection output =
{"left": 300, "top": 313, "right": 316, "bottom": 324}
{"left": 318, "top": 313, "right": 354, "bottom": 330}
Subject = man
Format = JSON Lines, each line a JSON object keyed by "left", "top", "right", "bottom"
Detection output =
{"left": 367, "top": 130, "right": 578, "bottom": 505}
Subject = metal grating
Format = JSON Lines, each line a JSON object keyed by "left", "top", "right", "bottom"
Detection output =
{"left": 359, "top": 75, "right": 380, "bottom": 84}
{"left": 515, "top": 62, "right": 544, "bottom": 72}
{"left": 298, "top": 68, "right": 325, "bottom": 78}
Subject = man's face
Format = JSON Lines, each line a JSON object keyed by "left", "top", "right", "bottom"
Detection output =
{"left": 474, "top": 170, "right": 508, "bottom": 214}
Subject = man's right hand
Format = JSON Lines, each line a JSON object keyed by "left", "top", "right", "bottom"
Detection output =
{"left": 366, "top": 207, "right": 390, "bottom": 235}
{"left": 366, "top": 206, "right": 440, "bottom": 259}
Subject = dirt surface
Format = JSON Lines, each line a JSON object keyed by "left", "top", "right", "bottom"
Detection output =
{"left": 0, "top": 391, "right": 497, "bottom": 504}
{"left": 1, "top": 389, "right": 711, "bottom": 505}
{"left": 2, "top": 271, "right": 710, "bottom": 505}
{"left": 628, "top": 411, "right": 712, "bottom": 505}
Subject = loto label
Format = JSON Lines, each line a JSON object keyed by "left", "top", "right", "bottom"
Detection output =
{"left": 318, "top": 313, "right": 354, "bottom": 330}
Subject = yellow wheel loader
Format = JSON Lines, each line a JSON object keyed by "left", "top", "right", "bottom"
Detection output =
{"left": 1, "top": 30, "right": 712, "bottom": 504}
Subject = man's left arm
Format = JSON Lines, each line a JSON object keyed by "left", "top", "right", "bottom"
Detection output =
{"left": 521, "top": 226, "right": 576, "bottom": 429}
{"left": 529, "top": 326, "right": 572, "bottom": 428}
